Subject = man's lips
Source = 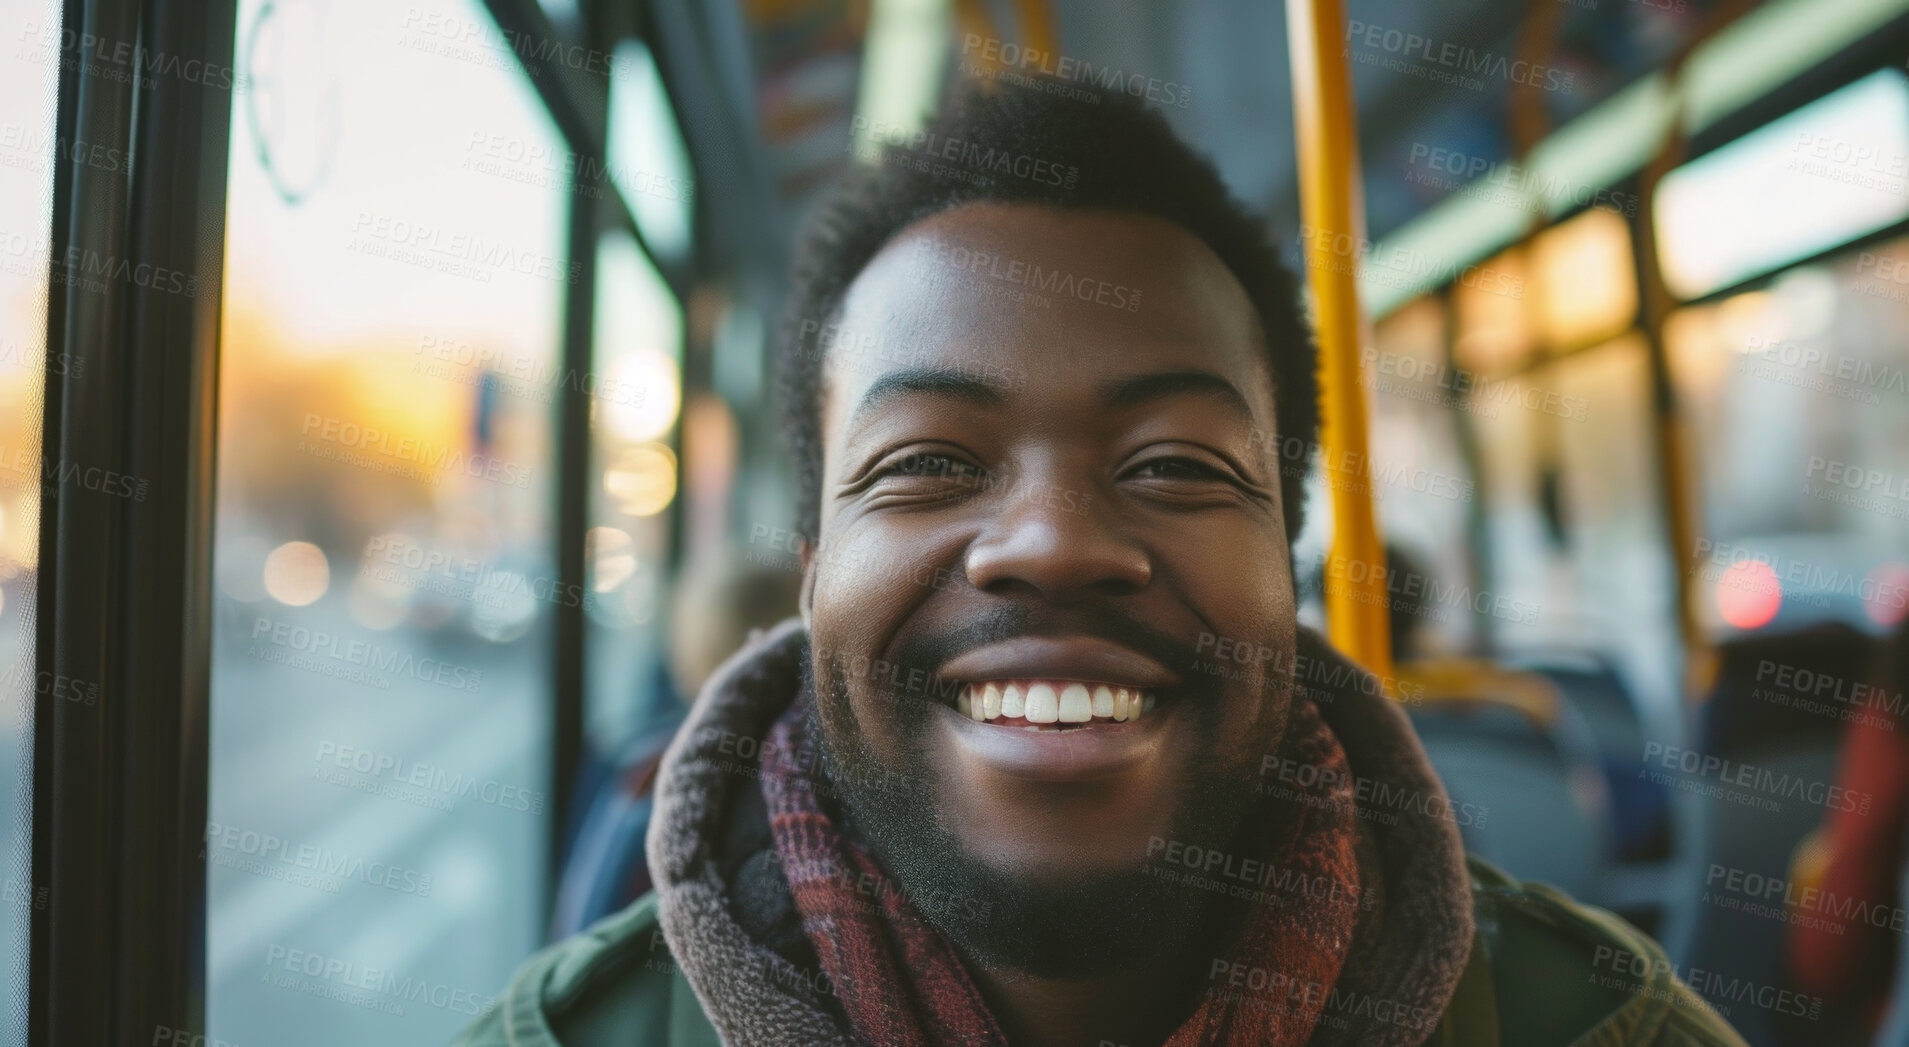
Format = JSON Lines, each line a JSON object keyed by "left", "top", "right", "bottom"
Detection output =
{"left": 938, "top": 635, "right": 1180, "bottom": 691}
{"left": 932, "top": 699, "right": 1173, "bottom": 780}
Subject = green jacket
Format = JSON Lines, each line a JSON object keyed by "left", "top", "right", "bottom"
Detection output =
{"left": 451, "top": 856, "right": 1748, "bottom": 1047}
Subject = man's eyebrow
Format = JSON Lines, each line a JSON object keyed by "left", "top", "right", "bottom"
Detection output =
{"left": 1100, "top": 369, "right": 1257, "bottom": 422}
{"left": 844, "top": 366, "right": 1008, "bottom": 435}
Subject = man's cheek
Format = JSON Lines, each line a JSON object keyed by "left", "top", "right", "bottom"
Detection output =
{"left": 807, "top": 559, "right": 927, "bottom": 757}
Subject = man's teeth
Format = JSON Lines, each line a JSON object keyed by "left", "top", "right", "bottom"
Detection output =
{"left": 1026, "top": 683, "right": 1058, "bottom": 723}
{"left": 1058, "top": 684, "right": 1091, "bottom": 722}
{"left": 955, "top": 680, "right": 1156, "bottom": 726}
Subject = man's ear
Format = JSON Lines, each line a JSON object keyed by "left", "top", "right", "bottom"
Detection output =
{"left": 797, "top": 531, "right": 817, "bottom": 626}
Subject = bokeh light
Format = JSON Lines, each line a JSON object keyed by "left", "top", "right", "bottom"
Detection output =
{"left": 586, "top": 526, "right": 636, "bottom": 592}
{"left": 1865, "top": 562, "right": 1909, "bottom": 629}
{"left": 262, "top": 540, "right": 330, "bottom": 606}
{"left": 1716, "top": 560, "right": 1782, "bottom": 630}
{"left": 603, "top": 443, "right": 677, "bottom": 517}
{"left": 598, "top": 349, "right": 681, "bottom": 443}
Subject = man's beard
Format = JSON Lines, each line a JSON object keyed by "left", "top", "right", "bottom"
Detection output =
{"left": 803, "top": 610, "right": 1291, "bottom": 981}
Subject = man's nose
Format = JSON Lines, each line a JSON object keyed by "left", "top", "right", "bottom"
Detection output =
{"left": 963, "top": 476, "right": 1151, "bottom": 598}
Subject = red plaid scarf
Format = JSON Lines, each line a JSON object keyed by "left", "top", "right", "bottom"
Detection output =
{"left": 760, "top": 694, "right": 1364, "bottom": 1047}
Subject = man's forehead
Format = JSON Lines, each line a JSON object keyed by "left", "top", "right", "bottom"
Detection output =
{"left": 819, "top": 203, "right": 1272, "bottom": 423}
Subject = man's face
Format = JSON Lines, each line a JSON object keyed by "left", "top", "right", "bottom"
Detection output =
{"left": 802, "top": 202, "right": 1298, "bottom": 973}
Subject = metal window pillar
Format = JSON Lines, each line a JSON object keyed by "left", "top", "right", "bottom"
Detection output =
{"left": 32, "top": 1, "right": 236, "bottom": 1044}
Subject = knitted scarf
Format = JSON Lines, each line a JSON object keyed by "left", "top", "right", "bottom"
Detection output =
{"left": 759, "top": 689, "right": 1363, "bottom": 1047}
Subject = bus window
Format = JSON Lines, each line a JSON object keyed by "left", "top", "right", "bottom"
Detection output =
{"left": 1656, "top": 69, "right": 1909, "bottom": 302}
{"left": 1452, "top": 246, "right": 1532, "bottom": 375}
{"left": 1668, "top": 244, "right": 1909, "bottom": 636}
{"left": 1358, "top": 295, "right": 1478, "bottom": 657}
{"left": 0, "top": 0, "right": 61, "bottom": 1041}
{"left": 584, "top": 227, "right": 680, "bottom": 745}
{"left": 1545, "top": 335, "right": 1680, "bottom": 702}
{"left": 1531, "top": 207, "right": 1636, "bottom": 354}
{"left": 207, "top": 0, "right": 570, "bottom": 1042}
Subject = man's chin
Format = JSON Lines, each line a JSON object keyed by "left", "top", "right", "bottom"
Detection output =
{"left": 833, "top": 766, "right": 1256, "bottom": 979}
{"left": 880, "top": 833, "right": 1225, "bottom": 979}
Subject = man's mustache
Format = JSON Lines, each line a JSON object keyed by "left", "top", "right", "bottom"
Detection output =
{"left": 881, "top": 603, "right": 1226, "bottom": 704}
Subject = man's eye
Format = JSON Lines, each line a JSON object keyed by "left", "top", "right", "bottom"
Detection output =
{"left": 1131, "top": 457, "right": 1228, "bottom": 482}
{"left": 879, "top": 453, "right": 985, "bottom": 483}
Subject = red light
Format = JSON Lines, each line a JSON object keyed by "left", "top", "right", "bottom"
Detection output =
{"left": 1865, "top": 562, "right": 1909, "bottom": 628}
{"left": 1717, "top": 560, "right": 1782, "bottom": 629}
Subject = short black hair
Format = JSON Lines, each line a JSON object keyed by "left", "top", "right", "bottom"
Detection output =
{"left": 776, "top": 73, "right": 1318, "bottom": 544}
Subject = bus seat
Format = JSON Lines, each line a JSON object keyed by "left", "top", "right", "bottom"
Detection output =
{"left": 1511, "top": 653, "right": 1673, "bottom": 862}
{"left": 1408, "top": 687, "right": 1617, "bottom": 905}
{"left": 1663, "top": 742, "right": 1843, "bottom": 1047}
{"left": 1696, "top": 623, "right": 1872, "bottom": 756}
{"left": 1661, "top": 623, "right": 1877, "bottom": 1047}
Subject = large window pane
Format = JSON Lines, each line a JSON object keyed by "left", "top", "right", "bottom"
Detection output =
{"left": 1363, "top": 296, "right": 1478, "bottom": 656}
{"left": 0, "top": 1, "right": 61, "bottom": 1043}
{"left": 209, "top": 2, "right": 570, "bottom": 1043}
{"left": 583, "top": 227, "right": 680, "bottom": 746}
{"left": 1668, "top": 247, "right": 1909, "bottom": 636}
{"left": 1545, "top": 336, "right": 1682, "bottom": 707}
{"left": 1656, "top": 69, "right": 1909, "bottom": 301}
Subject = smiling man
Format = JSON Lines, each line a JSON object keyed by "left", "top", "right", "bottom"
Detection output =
{"left": 454, "top": 79, "right": 1745, "bottom": 1047}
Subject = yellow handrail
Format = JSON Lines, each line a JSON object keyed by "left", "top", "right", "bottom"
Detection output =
{"left": 1287, "top": 0, "right": 1393, "bottom": 687}
{"left": 1397, "top": 658, "right": 1563, "bottom": 730}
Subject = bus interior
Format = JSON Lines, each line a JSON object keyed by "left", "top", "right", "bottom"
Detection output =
{"left": 3, "top": 0, "right": 1909, "bottom": 1044}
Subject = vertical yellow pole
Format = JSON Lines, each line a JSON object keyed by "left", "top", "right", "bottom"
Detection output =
{"left": 1287, "top": 0, "right": 1393, "bottom": 684}
{"left": 954, "top": 0, "right": 1056, "bottom": 74}
{"left": 1012, "top": 0, "right": 1057, "bottom": 56}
